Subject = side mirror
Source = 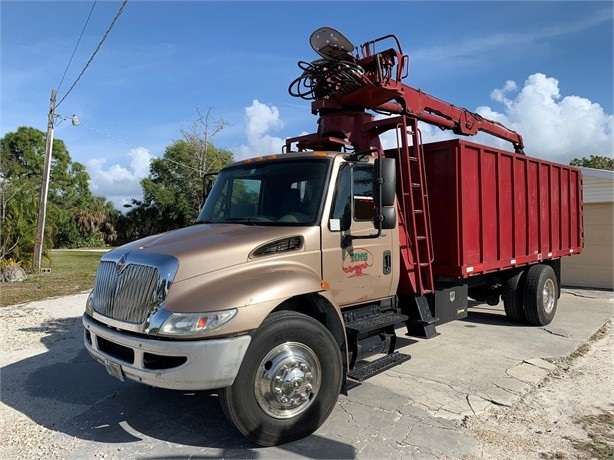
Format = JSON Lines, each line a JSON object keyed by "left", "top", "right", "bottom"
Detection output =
{"left": 202, "top": 172, "right": 219, "bottom": 202}
{"left": 204, "top": 182, "right": 213, "bottom": 199}
{"left": 379, "top": 207, "right": 397, "bottom": 229}
{"left": 375, "top": 158, "right": 396, "bottom": 207}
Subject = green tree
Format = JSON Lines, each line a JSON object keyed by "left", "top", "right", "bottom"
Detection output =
{"left": 114, "top": 199, "right": 161, "bottom": 245}
{"left": 0, "top": 179, "right": 40, "bottom": 262}
{"left": 1, "top": 127, "right": 116, "bottom": 266}
{"left": 570, "top": 155, "right": 614, "bottom": 171}
{"left": 127, "top": 109, "right": 234, "bottom": 235}
{"left": 139, "top": 138, "right": 234, "bottom": 232}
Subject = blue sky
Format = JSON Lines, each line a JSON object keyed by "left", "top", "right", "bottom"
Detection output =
{"left": 2, "top": 0, "right": 613, "bottom": 207}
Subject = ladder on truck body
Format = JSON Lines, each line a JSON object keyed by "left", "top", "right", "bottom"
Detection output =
{"left": 366, "top": 115, "right": 435, "bottom": 296}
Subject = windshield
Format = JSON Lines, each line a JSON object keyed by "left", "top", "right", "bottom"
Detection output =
{"left": 196, "top": 158, "right": 331, "bottom": 225}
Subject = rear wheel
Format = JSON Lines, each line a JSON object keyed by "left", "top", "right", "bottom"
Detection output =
{"left": 503, "top": 271, "right": 526, "bottom": 323}
{"left": 219, "top": 311, "right": 343, "bottom": 446}
{"left": 523, "top": 264, "right": 558, "bottom": 326}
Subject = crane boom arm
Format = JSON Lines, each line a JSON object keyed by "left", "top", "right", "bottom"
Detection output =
{"left": 289, "top": 28, "right": 525, "bottom": 154}
{"left": 374, "top": 85, "right": 525, "bottom": 154}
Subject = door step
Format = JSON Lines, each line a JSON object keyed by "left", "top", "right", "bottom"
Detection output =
{"left": 347, "top": 352, "right": 411, "bottom": 384}
{"left": 345, "top": 312, "right": 408, "bottom": 337}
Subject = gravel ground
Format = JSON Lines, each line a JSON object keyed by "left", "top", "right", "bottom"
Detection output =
{"left": 1, "top": 292, "right": 613, "bottom": 459}
{"left": 0, "top": 294, "right": 87, "bottom": 460}
{"left": 464, "top": 318, "right": 614, "bottom": 460}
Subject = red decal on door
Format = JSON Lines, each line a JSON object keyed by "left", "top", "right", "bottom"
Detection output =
{"left": 342, "top": 249, "right": 374, "bottom": 277}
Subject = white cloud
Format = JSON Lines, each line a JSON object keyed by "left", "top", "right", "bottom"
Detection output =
{"left": 472, "top": 73, "right": 613, "bottom": 162}
{"left": 490, "top": 80, "right": 518, "bottom": 108}
{"left": 86, "top": 147, "right": 153, "bottom": 205}
{"left": 381, "top": 73, "right": 613, "bottom": 163}
{"left": 233, "top": 100, "right": 285, "bottom": 159}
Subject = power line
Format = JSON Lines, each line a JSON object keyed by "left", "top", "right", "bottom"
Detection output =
{"left": 56, "top": 0, "right": 129, "bottom": 109}
{"left": 57, "top": 1, "right": 98, "bottom": 93}
{"left": 73, "top": 118, "right": 202, "bottom": 174}
{"left": 73, "top": 118, "right": 143, "bottom": 151}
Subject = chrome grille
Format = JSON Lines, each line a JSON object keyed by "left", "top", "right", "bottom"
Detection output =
{"left": 92, "top": 261, "right": 160, "bottom": 324}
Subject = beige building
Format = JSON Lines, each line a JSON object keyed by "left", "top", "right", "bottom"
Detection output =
{"left": 562, "top": 167, "right": 614, "bottom": 290}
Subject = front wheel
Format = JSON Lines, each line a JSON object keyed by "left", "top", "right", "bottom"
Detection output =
{"left": 219, "top": 311, "right": 343, "bottom": 446}
{"left": 523, "top": 264, "right": 558, "bottom": 326}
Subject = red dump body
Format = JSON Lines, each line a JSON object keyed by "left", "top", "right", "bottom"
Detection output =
{"left": 423, "top": 139, "right": 584, "bottom": 279}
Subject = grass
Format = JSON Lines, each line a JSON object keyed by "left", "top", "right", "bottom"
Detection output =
{"left": 0, "top": 250, "right": 106, "bottom": 307}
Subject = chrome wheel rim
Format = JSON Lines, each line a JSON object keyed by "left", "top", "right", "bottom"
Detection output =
{"left": 543, "top": 279, "right": 556, "bottom": 314}
{"left": 254, "top": 342, "right": 321, "bottom": 419}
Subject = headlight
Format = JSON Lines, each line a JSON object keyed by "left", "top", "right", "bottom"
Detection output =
{"left": 158, "top": 309, "right": 237, "bottom": 337}
{"left": 85, "top": 292, "right": 94, "bottom": 316}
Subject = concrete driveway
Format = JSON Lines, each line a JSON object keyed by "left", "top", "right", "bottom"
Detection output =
{"left": 1, "top": 288, "right": 612, "bottom": 459}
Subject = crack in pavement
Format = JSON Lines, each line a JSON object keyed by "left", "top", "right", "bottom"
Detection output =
{"left": 341, "top": 398, "right": 401, "bottom": 413}
{"left": 563, "top": 290, "right": 610, "bottom": 300}
{"left": 466, "top": 395, "right": 477, "bottom": 415}
{"left": 336, "top": 400, "right": 438, "bottom": 458}
{"left": 387, "top": 369, "right": 519, "bottom": 416}
{"left": 399, "top": 426, "right": 440, "bottom": 459}
{"left": 400, "top": 425, "right": 414, "bottom": 445}
{"left": 399, "top": 372, "right": 469, "bottom": 394}
{"left": 337, "top": 403, "right": 378, "bottom": 439}
{"left": 493, "top": 382, "right": 522, "bottom": 395}
{"left": 541, "top": 327, "right": 572, "bottom": 337}
{"left": 380, "top": 359, "right": 552, "bottom": 418}
{"left": 337, "top": 403, "right": 360, "bottom": 426}
{"left": 345, "top": 389, "right": 464, "bottom": 435}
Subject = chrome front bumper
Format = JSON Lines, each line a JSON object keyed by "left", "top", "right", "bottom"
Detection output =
{"left": 83, "top": 314, "right": 251, "bottom": 390}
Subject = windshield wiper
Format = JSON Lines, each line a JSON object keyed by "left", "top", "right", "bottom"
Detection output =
{"left": 222, "top": 217, "right": 258, "bottom": 225}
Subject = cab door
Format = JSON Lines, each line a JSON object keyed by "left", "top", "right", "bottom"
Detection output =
{"left": 321, "top": 161, "right": 399, "bottom": 306}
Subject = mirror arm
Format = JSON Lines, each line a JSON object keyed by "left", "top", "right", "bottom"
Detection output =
{"left": 342, "top": 211, "right": 385, "bottom": 247}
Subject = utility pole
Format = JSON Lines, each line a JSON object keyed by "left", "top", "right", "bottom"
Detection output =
{"left": 33, "top": 89, "right": 56, "bottom": 272}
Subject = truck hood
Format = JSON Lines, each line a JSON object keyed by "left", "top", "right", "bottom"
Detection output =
{"left": 114, "top": 224, "right": 309, "bottom": 283}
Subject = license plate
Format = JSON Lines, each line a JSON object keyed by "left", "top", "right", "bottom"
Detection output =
{"left": 105, "top": 359, "right": 125, "bottom": 382}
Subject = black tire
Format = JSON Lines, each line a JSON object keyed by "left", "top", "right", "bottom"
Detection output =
{"left": 503, "top": 271, "right": 526, "bottom": 323}
{"left": 523, "top": 264, "right": 558, "bottom": 326}
{"left": 218, "top": 311, "right": 343, "bottom": 447}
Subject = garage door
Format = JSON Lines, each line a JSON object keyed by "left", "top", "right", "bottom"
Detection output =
{"left": 562, "top": 202, "right": 614, "bottom": 289}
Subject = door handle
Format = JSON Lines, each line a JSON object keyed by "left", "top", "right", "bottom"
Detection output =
{"left": 383, "top": 250, "right": 392, "bottom": 275}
